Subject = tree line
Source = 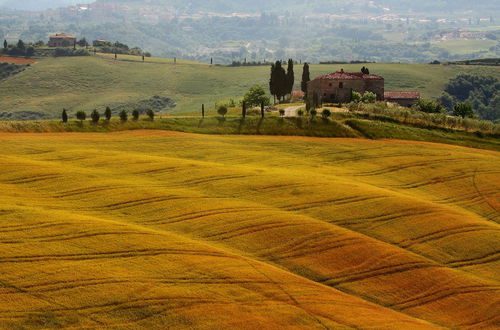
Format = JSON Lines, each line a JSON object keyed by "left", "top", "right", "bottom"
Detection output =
{"left": 62, "top": 108, "right": 156, "bottom": 124}
{"left": 2, "top": 40, "right": 35, "bottom": 57}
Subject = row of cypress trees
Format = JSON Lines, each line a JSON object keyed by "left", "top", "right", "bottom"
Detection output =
{"left": 270, "top": 60, "right": 312, "bottom": 103}
{"left": 269, "top": 59, "right": 294, "bottom": 103}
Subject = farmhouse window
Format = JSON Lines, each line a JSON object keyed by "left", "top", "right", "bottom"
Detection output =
{"left": 339, "top": 82, "right": 344, "bottom": 88}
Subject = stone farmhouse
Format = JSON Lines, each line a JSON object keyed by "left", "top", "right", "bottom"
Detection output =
{"left": 307, "top": 69, "right": 420, "bottom": 107}
{"left": 48, "top": 34, "right": 77, "bottom": 47}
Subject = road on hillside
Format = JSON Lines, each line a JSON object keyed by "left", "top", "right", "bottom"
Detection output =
{"left": 283, "top": 105, "right": 303, "bottom": 117}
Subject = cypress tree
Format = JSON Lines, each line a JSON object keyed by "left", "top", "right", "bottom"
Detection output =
{"left": 275, "top": 61, "right": 287, "bottom": 102}
{"left": 286, "top": 59, "right": 294, "bottom": 96}
{"left": 301, "top": 62, "right": 310, "bottom": 97}
{"left": 105, "top": 106, "right": 112, "bottom": 121}
{"left": 3, "top": 39, "right": 7, "bottom": 50}
{"left": 269, "top": 63, "right": 277, "bottom": 103}
{"left": 62, "top": 109, "right": 68, "bottom": 123}
{"left": 242, "top": 101, "right": 247, "bottom": 118}
{"left": 261, "top": 101, "right": 265, "bottom": 118}
{"left": 202, "top": 104, "right": 205, "bottom": 118}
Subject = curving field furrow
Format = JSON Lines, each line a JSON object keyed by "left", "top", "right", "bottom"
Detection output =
{"left": 389, "top": 285, "right": 500, "bottom": 310}
{"left": 0, "top": 131, "right": 498, "bottom": 329}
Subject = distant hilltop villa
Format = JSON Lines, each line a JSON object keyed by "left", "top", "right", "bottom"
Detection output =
{"left": 48, "top": 33, "right": 76, "bottom": 47}
{"left": 307, "top": 69, "right": 420, "bottom": 107}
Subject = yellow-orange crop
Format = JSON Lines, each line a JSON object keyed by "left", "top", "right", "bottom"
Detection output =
{"left": 0, "top": 131, "right": 498, "bottom": 329}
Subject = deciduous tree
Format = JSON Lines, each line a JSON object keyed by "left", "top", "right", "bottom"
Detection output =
{"left": 132, "top": 110, "right": 140, "bottom": 121}
{"left": 120, "top": 110, "right": 128, "bottom": 122}
{"left": 453, "top": 102, "right": 474, "bottom": 118}
{"left": 91, "top": 109, "right": 100, "bottom": 123}
{"left": 76, "top": 111, "right": 86, "bottom": 123}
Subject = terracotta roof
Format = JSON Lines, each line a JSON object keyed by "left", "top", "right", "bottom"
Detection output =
{"left": 384, "top": 91, "right": 420, "bottom": 100}
{"left": 314, "top": 71, "right": 384, "bottom": 81}
{"left": 50, "top": 34, "right": 76, "bottom": 39}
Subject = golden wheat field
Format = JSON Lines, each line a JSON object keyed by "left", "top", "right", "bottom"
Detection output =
{"left": 0, "top": 130, "right": 498, "bottom": 329}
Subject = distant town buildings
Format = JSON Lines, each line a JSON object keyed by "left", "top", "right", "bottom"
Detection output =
{"left": 307, "top": 69, "right": 420, "bottom": 106}
{"left": 48, "top": 33, "right": 76, "bottom": 47}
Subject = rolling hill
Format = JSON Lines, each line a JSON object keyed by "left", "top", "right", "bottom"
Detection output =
{"left": 0, "top": 54, "right": 499, "bottom": 118}
{"left": 0, "top": 130, "right": 498, "bottom": 328}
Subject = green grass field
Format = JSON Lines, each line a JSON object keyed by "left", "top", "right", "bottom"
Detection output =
{"left": 433, "top": 39, "right": 498, "bottom": 55}
{"left": 0, "top": 54, "right": 499, "bottom": 117}
{"left": 0, "top": 130, "right": 498, "bottom": 328}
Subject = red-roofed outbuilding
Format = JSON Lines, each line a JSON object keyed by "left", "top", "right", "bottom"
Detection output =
{"left": 384, "top": 91, "right": 421, "bottom": 107}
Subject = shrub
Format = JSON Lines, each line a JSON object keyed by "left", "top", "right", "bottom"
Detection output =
{"left": 322, "top": 109, "right": 332, "bottom": 119}
{"left": 297, "top": 109, "right": 304, "bottom": 116}
{"left": 310, "top": 109, "right": 317, "bottom": 118}
{"left": 146, "top": 109, "right": 155, "bottom": 120}
{"left": 362, "top": 92, "right": 377, "bottom": 104}
{"left": 279, "top": 109, "right": 285, "bottom": 117}
{"left": 217, "top": 105, "right": 228, "bottom": 117}
{"left": 132, "top": 109, "right": 140, "bottom": 121}
{"left": 91, "top": 109, "right": 100, "bottom": 123}
{"left": 120, "top": 110, "right": 128, "bottom": 122}
{"left": 416, "top": 99, "right": 445, "bottom": 113}
{"left": 351, "top": 91, "right": 362, "bottom": 103}
{"left": 76, "top": 111, "right": 86, "bottom": 122}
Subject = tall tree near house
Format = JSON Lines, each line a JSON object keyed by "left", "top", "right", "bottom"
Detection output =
{"left": 269, "top": 63, "right": 277, "bottom": 104}
{"left": 286, "top": 58, "right": 294, "bottom": 96}
{"left": 301, "top": 62, "right": 310, "bottom": 98}
{"left": 275, "top": 61, "right": 287, "bottom": 102}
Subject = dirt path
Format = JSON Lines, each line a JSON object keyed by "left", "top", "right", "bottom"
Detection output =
{"left": 283, "top": 105, "right": 303, "bottom": 117}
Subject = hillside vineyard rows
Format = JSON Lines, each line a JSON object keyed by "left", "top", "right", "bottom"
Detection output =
{"left": 0, "top": 131, "right": 498, "bottom": 328}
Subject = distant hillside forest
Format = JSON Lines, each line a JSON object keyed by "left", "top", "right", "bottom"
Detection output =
{"left": 95, "top": 0, "right": 498, "bottom": 14}
{"left": 0, "top": 0, "right": 498, "bottom": 64}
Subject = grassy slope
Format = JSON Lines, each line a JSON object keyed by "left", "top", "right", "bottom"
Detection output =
{"left": 0, "top": 130, "right": 498, "bottom": 328}
{"left": 1, "top": 115, "right": 498, "bottom": 152}
{"left": 0, "top": 54, "right": 498, "bottom": 116}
